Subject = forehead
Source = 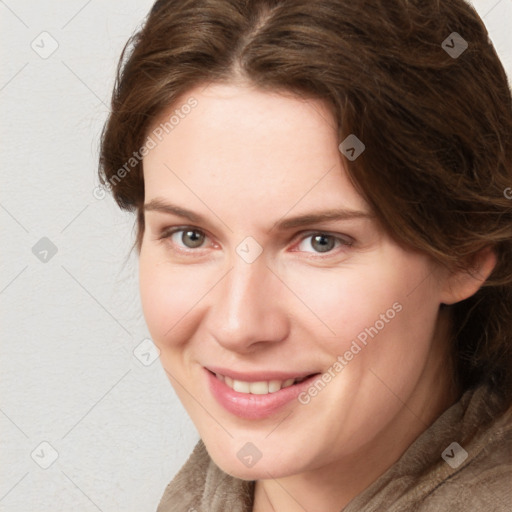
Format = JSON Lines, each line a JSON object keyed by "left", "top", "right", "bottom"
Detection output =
{"left": 143, "top": 83, "right": 370, "bottom": 222}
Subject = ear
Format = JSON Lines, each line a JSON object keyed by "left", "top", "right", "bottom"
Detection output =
{"left": 440, "top": 246, "right": 497, "bottom": 305}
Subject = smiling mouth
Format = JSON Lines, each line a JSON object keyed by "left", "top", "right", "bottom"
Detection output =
{"left": 209, "top": 370, "right": 319, "bottom": 395}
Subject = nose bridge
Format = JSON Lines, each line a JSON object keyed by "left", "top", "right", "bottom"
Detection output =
{"left": 222, "top": 257, "right": 272, "bottom": 326}
{"left": 207, "top": 255, "right": 288, "bottom": 349}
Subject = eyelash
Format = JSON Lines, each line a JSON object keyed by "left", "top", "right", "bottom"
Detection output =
{"left": 158, "top": 226, "right": 353, "bottom": 257}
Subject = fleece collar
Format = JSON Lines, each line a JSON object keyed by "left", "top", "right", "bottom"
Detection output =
{"left": 157, "top": 385, "right": 512, "bottom": 512}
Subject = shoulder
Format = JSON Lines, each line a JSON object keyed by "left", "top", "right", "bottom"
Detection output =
{"left": 414, "top": 399, "right": 512, "bottom": 511}
{"left": 156, "top": 440, "right": 210, "bottom": 512}
{"left": 344, "top": 385, "right": 512, "bottom": 512}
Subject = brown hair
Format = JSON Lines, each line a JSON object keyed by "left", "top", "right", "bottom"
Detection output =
{"left": 99, "top": 0, "right": 512, "bottom": 407}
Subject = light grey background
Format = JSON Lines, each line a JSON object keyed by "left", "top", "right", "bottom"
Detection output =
{"left": 1, "top": 1, "right": 511, "bottom": 510}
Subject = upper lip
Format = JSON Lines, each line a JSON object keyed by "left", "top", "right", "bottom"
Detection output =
{"left": 206, "top": 366, "right": 319, "bottom": 382}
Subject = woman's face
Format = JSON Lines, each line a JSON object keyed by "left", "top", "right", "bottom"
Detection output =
{"left": 139, "top": 83, "right": 454, "bottom": 479}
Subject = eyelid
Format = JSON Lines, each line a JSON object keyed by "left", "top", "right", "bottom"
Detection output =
{"left": 298, "top": 230, "right": 353, "bottom": 244}
{"left": 158, "top": 225, "right": 354, "bottom": 256}
{"left": 159, "top": 225, "right": 207, "bottom": 238}
{"left": 159, "top": 225, "right": 214, "bottom": 252}
{"left": 291, "top": 231, "right": 354, "bottom": 255}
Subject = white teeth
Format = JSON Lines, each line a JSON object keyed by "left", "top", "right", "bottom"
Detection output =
{"left": 249, "top": 381, "right": 269, "bottom": 394}
{"left": 268, "top": 380, "right": 282, "bottom": 393}
{"left": 233, "top": 380, "right": 250, "bottom": 393}
{"left": 217, "top": 373, "right": 309, "bottom": 394}
{"left": 282, "top": 378, "right": 295, "bottom": 388}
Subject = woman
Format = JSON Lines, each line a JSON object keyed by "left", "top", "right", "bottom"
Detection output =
{"left": 99, "top": 0, "right": 512, "bottom": 510}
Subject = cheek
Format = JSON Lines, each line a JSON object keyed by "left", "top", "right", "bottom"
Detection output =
{"left": 287, "top": 268, "right": 400, "bottom": 340}
{"left": 138, "top": 249, "right": 210, "bottom": 348}
{"left": 286, "top": 254, "right": 438, "bottom": 356}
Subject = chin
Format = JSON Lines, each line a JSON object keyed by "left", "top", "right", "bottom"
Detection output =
{"left": 204, "top": 440, "right": 302, "bottom": 481}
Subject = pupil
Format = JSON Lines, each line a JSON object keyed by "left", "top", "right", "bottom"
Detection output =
{"left": 312, "top": 234, "right": 334, "bottom": 253}
{"left": 183, "top": 230, "right": 204, "bottom": 248}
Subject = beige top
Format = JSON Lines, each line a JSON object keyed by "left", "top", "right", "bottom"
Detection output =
{"left": 157, "top": 385, "right": 512, "bottom": 511}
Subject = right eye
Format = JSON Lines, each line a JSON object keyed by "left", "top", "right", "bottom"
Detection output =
{"left": 160, "top": 227, "right": 210, "bottom": 251}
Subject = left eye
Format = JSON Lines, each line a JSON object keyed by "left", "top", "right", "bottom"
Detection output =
{"left": 168, "top": 228, "right": 208, "bottom": 249}
{"left": 296, "top": 233, "right": 351, "bottom": 254}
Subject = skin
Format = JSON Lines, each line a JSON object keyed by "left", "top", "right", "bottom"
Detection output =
{"left": 139, "top": 82, "right": 496, "bottom": 512}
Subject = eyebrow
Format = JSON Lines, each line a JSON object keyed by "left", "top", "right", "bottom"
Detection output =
{"left": 273, "top": 209, "right": 374, "bottom": 230}
{"left": 144, "top": 199, "right": 205, "bottom": 223}
{"left": 143, "top": 198, "right": 374, "bottom": 231}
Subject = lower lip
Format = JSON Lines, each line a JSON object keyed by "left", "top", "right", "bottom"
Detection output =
{"left": 205, "top": 368, "right": 320, "bottom": 420}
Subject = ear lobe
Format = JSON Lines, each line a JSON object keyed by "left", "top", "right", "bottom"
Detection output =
{"left": 440, "top": 246, "right": 497, "bottom": 306}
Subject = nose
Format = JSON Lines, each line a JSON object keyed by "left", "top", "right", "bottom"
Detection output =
{"left": 205, "top": 257, "right": 290, "bottom": 353}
